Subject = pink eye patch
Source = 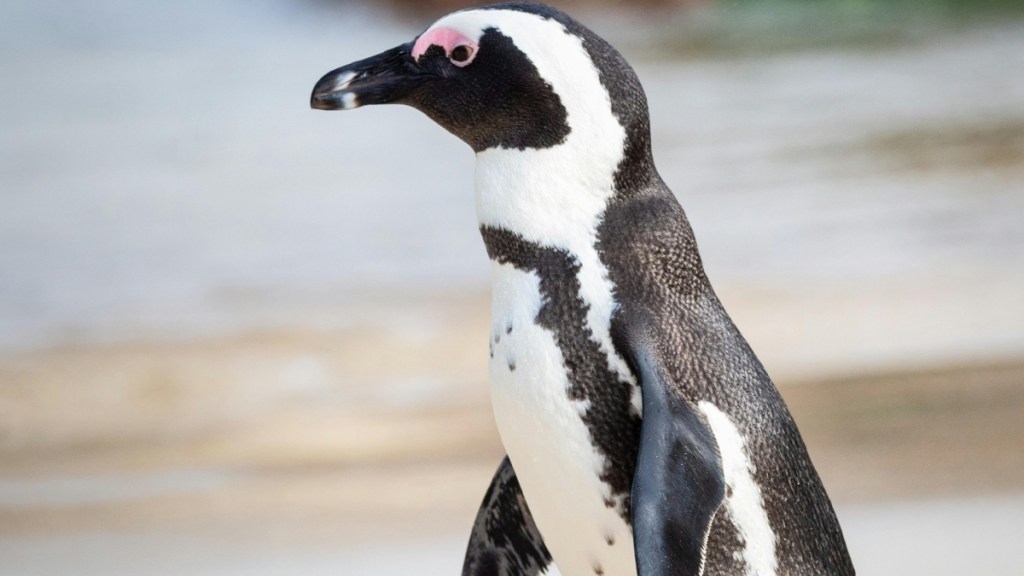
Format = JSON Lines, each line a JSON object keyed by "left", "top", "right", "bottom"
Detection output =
{"left": 412, "top": 27, "right": 478, "bottom": 67}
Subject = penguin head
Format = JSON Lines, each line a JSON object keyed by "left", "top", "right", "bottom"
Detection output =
{"left": 311, "top": 3, "right": 651, "bottom": 157}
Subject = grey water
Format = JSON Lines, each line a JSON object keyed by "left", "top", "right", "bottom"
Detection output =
{"left": 2, "top": 0, "right": 1023, "bottom": 359}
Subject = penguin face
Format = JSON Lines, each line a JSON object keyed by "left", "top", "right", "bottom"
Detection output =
{"left": 312, "top": 4, "right": 612, "bottom": 152}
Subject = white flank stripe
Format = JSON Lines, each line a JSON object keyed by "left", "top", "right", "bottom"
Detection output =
{"left": 699, "top": 402, "right": 778, "bottom": 576}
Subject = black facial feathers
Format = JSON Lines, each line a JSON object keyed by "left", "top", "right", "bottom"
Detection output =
{"left": 409, "top": 28, "right": 570, "bottom": 152}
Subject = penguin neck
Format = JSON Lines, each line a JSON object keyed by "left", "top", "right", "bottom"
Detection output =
{"left": 473, "top": 139, "right": 656, "bottom": 259}
{"left": 474, "top": 141, "right": 646, "bottom": 399}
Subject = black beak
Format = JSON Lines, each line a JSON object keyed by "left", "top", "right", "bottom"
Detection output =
{"left": 310, "top": 42, "right": 426, "bottom": 111}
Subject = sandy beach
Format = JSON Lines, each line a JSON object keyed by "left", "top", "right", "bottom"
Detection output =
{"left": 1, "top": 320, "right": 1023, "bottom": 574}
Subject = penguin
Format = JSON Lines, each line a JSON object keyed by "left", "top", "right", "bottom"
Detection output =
{"left": 311, "top": 3, "right": 855, "bottom": 576}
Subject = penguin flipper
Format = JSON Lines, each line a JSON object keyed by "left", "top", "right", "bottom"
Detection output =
{"left": 462, "top": 456, "right": 553, "bottom": 576}
{"left": 620, "top": 320, "right": 726, "bottom": 576}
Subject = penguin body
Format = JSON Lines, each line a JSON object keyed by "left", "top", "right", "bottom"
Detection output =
{"left": 311, "top": 4, "right": 855, "bottom": 575}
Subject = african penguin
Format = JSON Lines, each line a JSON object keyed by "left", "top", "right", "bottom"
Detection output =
{"left": 311, "top": 3, "right": 855, "bottom": 575}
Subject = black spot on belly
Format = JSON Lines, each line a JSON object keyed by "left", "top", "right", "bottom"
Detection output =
{"left": 481, "top": 226, "right": 641, "bottom": 523}
{"left": 508, "top": 357, "right": 516, "bottom": 372}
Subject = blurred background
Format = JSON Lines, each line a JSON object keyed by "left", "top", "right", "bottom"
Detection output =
{"left": 2, "top": 0, "right": 1023, "bottom": 574}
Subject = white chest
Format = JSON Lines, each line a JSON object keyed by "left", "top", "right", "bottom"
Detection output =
{"left": 488, "top": 262, "right": 637, "bottom": 576}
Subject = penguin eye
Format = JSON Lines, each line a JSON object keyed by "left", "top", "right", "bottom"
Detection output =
{"left": 449, "top": 44, "right": 475, "bottom": 67}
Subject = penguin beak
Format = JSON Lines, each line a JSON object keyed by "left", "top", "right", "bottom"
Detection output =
{"left": 310, "top": 42, "right": 426, "bottom": 111}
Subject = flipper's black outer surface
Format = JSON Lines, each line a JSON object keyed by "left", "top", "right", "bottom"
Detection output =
{"left": 463, "top": 458, "right": 553, "bottom": 576}
{"left": 619, "top": 319, "right": 725, "bottom": 576}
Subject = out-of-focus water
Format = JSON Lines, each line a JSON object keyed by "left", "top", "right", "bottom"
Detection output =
{"left": 2, "top": 0, "right": 1023, "bottom": 361}
{"left": 2, "top": 0, "right": 466, "bottom": 349}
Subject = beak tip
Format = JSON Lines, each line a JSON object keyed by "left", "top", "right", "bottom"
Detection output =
{"left": 311, "top": 42, "right": 415, "bottom": 112}
{"left": 310, "top": 90, "right": 359, "bottom": 111}
{"left": 310, "top": 68, "right": 354, "bottom": 110}
{"left": 310, "top": 93, "right": 330, "bottom": 110}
